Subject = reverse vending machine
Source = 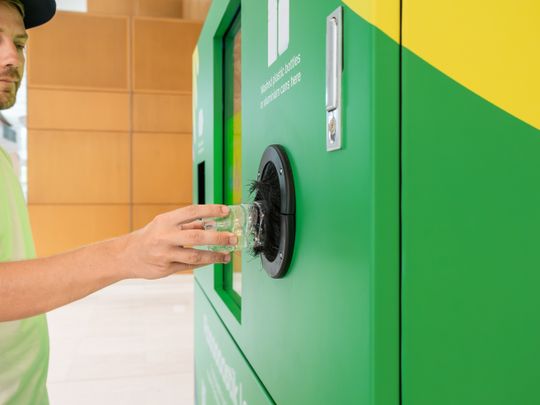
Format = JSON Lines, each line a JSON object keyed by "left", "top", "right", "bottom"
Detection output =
{"left": 192, "top": 1, "right": 540, "bottom": 404}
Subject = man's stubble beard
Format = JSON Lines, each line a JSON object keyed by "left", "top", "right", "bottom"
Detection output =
{"left": 0, "top": 87, "right": 18, "bottom": 110}
{"left": 0, "top": 66, "right": 22, "bottom": 110}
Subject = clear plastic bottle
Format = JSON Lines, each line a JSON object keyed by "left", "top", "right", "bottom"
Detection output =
{"left": 202, "top": 202, "right": 265, "bottom": 252}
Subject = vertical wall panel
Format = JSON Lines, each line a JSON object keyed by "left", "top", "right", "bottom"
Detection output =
{"left": 27, "top": 89, "right": 130, "bottom": 131}
{"left": 28, "top": 205, "right": 130, "bottom": 257}
{"left": 88, "top": 0, "right": 185, "bottom": 18}
{"left": 133, "top": 93, "right": 192, "bottom": 132}
{"left": 132, "top": 132, "right": 192, "bottom": 203}
{"left": 87, "top": 0, "right": 134, "bottom": 16}
{"left": 133, "top": 18, "right": 201, "bottom": 92}
{"left": 28, "top": 130, "right": 130, "bottom": 204}
{"left": 26, "top": 9, "right": 196, "bottom": 255}
{"left": 136, "top": 0, "right": 183, "bottom": 18}
{"left": 182, "top": 0, "right": 212, "bottom": 21}
{"left": 27, "top": 12, "right": 129, "bottom": 90}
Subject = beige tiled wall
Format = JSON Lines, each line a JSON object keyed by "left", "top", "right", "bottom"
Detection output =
{"left": 27, "top": 12, "right": 129, "bottom": 90}
{"left": 131, "top": 16, "right": 199, "bottom": 231}
{"left": 132, "top": 132, "right": 192, "bottom": 204}
{"left": 87, "top": 0, "right": 211, "bottom": 21}
{"left": 28, "top": 205, "right": 130, "bottom": 255}
{"left": 133, "top": 93, "right": 192, "bottom": 133}
{"left": 182, "top": 0, "right": 212, "bottom": 21}
{"left": 28, "top": 130, "right": 130, "bottom": 204}
{"left": 27, "top": 7, "right": 202, "bottom": 256}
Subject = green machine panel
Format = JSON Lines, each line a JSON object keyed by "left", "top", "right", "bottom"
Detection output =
{"left": 192, "top": 0, "right": 540, "bottom": 403}
{"left": 401, "top": 1, "right": 540, "bottom": 404}
{"left": 195, "top": 283, "right": 274, "bottom": 405}
{"left": 193, "top": 0, "right": 399, "bottom": 404}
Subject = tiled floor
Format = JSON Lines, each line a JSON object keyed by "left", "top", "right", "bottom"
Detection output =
{"left": 47, "top": 275, "right": 195, "bottom": 405}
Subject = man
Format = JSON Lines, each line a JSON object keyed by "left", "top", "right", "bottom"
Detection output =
{"left": 0, "top": 1, "right": 234, "bottom": 403}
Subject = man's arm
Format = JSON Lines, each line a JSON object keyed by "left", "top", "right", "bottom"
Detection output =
{"left": 0, "top": 204, "right": 235, "bottom": 322}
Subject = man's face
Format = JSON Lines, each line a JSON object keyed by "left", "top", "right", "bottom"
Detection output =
{"left": 0, "top": 1, "right": 27, "bottom": 110}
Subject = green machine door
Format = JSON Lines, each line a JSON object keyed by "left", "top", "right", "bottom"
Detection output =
{"left": 194, "top": 283, "right": 274, "bottom": 405}
{"left": 193, "top": 0, "right": 400, "bottom": 403}
{"left": 401, "top": 1, "right": 540, "bottom": 404}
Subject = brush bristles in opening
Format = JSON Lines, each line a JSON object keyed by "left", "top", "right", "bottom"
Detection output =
{"left": 249, "top": 163, "right": 281, "bottom": 261}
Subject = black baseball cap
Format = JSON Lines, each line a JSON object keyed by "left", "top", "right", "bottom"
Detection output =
{"left": 21, "top": 0, "right": 57, "bottom": 29}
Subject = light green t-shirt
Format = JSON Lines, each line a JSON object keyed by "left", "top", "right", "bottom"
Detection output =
{"left": 0, "top": 148, "right": 49, "bottom": 404}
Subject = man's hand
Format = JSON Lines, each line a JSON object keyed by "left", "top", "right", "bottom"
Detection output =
{"left": 0, "top": 204, "right": 236, "bottom": 321}
{"left": 121, "top": 204, "right": 235, "bottom": 279}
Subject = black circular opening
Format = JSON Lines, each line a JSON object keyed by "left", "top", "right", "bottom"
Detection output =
{"left": 255, "top": 162, "right": 281, "bottom": 262}
{"left": 250, "top": 144, "right": 295, "bottom": 279}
